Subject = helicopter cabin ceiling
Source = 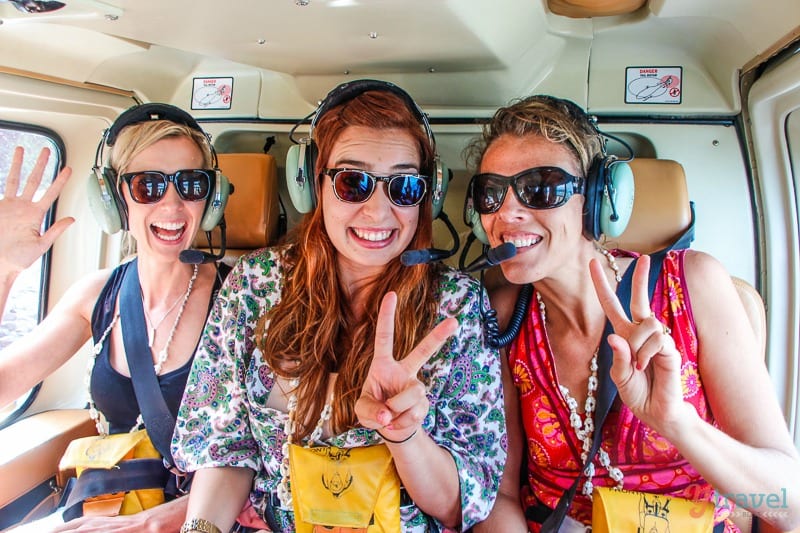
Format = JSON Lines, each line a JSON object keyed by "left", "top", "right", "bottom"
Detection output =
{"left": 0, "top": 0, "right": 798, "bottom": 117}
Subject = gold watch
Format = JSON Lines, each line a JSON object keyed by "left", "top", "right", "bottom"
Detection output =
{"left": 180, "top": 518, "right": 222, "bottom": 533}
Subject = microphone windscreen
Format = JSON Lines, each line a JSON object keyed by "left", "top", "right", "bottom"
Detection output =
{"left": 179, "top": 249, "right": 207, "bottom": 264}
{"left": 400, "top": 249, "right": 431, "bottom": 266}
{"left": 487, "top": 242, "right": 517, "bottom": 264}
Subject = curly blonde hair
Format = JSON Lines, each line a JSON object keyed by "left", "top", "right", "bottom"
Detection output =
{"left": 464, "top": 94, "right": 603, "bottom": 177}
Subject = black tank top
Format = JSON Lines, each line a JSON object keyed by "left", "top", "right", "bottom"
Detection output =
{"left": 89, "top": 260, "right": 228, "bottom": 434}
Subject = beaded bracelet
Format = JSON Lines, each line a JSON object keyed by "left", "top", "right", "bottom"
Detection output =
{"left": 378, "top": 428, "right": 418, "bottom": 444}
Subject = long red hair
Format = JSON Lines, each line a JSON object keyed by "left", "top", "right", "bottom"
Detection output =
{"left": 257, "top": 90, "right": 440, "bottom": 440}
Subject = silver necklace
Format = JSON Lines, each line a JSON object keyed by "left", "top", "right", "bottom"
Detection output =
{"left": 84, "top": 263, "right": 198, "bottom": 435}
{"left": 142, "top": 288, "right": 188, "bottom": 348}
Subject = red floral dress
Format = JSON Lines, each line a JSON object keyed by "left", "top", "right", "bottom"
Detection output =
{"left": 509, "top": 249, "right": 737, "bottom": 532}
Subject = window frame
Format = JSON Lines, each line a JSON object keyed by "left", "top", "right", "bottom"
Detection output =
{"left": 0, "top": 120, "right": 66, "bottom": 430}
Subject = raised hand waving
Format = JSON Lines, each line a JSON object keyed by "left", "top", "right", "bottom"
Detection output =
{"left": 1, "top": 147, "right": 74, "bottom": 275}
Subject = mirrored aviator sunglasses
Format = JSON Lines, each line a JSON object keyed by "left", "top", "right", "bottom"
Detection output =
{"left": 120, "top": 169, "right": 214, "bottom": 204}
{"left": 471, "top": 166, "right": 584, "bottom": 214}
{"left": 325, "top": 168, "right": 429, "bottom": 207}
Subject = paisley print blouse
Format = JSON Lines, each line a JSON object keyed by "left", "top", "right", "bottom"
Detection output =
{"left": 171, "top": 245, "right": 507, "bottom": 532}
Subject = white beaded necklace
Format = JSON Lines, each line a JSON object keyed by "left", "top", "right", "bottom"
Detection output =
{"left": 597, "top": 245, "right": 622, "bottom": 283}
{"left": 277, "top": 377, "right": 334, "bottom": 509}
{"left": 84, "top": 263, "right": 198, "bottom": 435}
{"left": 537, "top": 248, "right": 624, "bottom": 497}
{"left": 152, "top": 264, "right": 198, "bottom": 374}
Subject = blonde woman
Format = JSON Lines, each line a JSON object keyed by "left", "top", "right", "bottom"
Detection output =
{"left": 2, "top": 104, "right": 229, "bottom": 532}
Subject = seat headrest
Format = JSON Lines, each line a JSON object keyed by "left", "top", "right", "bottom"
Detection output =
{"left": 607, "top": 158, "right": 692, "bottom": 254}
{"left": 193, "top": 153, "right": 280, "bottom": 252}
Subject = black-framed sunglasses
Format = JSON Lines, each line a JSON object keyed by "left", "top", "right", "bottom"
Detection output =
{"left": 323, "top": 168, "right": 429, "bottom": 207}
{"left": 119, "top": 169, "right": 214, "bottom": 204}
{"left": 469, "top": 166, "right": 584, "bottom": 214}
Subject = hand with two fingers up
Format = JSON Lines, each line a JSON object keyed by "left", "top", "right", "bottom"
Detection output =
{"left": 589, "top": 254, "right": 692, "bottom": 435}
{"left": 1, "top": 146, "right": 74, "bottom": 276}
{"left": 355, "top": 291, "right": 459, "bottom": 444}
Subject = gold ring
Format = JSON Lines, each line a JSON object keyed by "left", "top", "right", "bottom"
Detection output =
{"left": 632, "top": 319, "right": 643, "bottom": 326}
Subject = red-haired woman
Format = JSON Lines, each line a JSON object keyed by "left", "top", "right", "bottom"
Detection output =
{"left": 172, "top": 81, "right": 506, "bottom": 533}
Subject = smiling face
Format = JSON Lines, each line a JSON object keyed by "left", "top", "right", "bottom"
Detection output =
{"left": 321, "top": 125, "right": 422, "bottom": 282}
{"left": 479, "top": 133, "right": 588, "bottom": 284}
{"left": 119, "top": 135, "right": 207, "bottom": 258}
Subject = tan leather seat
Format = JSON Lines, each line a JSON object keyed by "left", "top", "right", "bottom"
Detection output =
{"left": 0, "top": 409, "right": 96, "bottom": 522}
{"left": 193, "top": 152, "right": 281, "bottom": 264}
{"left": 610, "top": 158, "right": 764, "bottom": 353}
{"left": 731, "top": 275, "right": 767, "bottom": 357}
{"left": 613, "top": 158, "right": 765, "bottom": 357}
{"left": 608, "top": 158, "right": 693, "bottom": 255}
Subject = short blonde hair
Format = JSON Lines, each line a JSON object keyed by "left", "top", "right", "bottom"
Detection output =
{"left": 107, "top": 120, "right": 213, "bottom": 179}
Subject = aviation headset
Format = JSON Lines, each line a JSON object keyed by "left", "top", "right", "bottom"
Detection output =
{"left": 285, "top": 79, "right": 450, "bottom": 218}
{"left": 463, "top": 95, "right": 634, "bottom": 244}
{"left": 86, "top": 103, "right": 230, "bottom": 234}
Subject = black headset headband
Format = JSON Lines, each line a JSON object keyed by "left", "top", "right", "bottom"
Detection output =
{"left": 309, "top": 79, "right": 435, "bottom": 148}
{"left": 105, "top": 103, "right": 204, "bottom": 147}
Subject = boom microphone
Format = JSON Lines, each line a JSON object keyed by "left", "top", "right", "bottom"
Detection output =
{"left": 180, "top": 217, "right": 228, "bottom": 265}
{"left": 179, "top": 249, "right": 223, "bottom": 264}
{"left": 400, "top": 211, "right": 461, "bottom": 266}
{"left": 463, "top": 242, "right": 517, "bottom": 273}
{"left": 401, "top": 248, "right": 453, "bottom": 266}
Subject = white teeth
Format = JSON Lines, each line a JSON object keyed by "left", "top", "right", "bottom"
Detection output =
{"left": 152, "top": 221, "right": 186, "bottom": 231}
{"left": 352, "top": 228, "right": 392, "bottom": 241}
{"left": 151, "top": 221, "right": 186, "bottom": 241}
{"left": 503, "top": 236, "right": 541, "bottom": 248}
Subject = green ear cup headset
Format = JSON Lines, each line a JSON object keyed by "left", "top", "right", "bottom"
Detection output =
{"left": 463, "top": 95, "right": 634, "bottom": 244}
{"left": 87, "top": 102, "right": 230, "bottom": 234}
{"left": 285, "top": 79, "right": 450, "bottom": 218}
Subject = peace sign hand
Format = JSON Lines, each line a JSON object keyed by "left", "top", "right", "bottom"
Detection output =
{"left": 0, "top": 147, "right": 74, "bottom": 276}
{"left": 355, "top": 291, "right": 458, "bottom": 442}
{"left": 589, "top": 255, "right": 689, "bottom": 434}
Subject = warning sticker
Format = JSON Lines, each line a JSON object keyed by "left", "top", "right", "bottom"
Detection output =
{"left": 625, "top": 66, "right": 682, "bottom": 104}
{"left": 191, "top": 77, "right": 234, "bottom": 110}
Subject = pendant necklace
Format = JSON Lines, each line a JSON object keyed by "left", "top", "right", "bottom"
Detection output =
{"left": 84, "top": 263, "right": 198, "bottom": 435}
{"left": 142, "top": 271, "right": 196, "bottom": 348}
